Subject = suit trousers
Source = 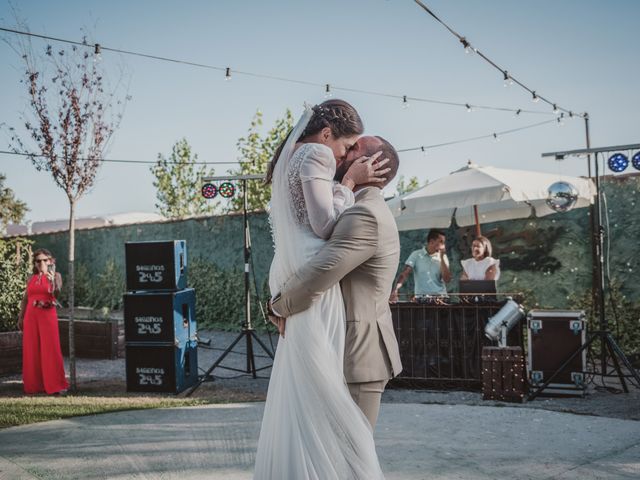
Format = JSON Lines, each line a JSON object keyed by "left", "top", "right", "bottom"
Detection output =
{"left": 348, "top": 379, "right": 387, "bottom": 429}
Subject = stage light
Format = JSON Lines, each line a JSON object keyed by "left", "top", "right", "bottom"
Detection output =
{"left": 632, "top": 152, "right": 640, "bottom": 171}
{"left": 608, "top": 153, "right": 629, "bottom": 173}
{"left": 485, "top": 298, "right": 525, "bottom": 347}
{"left": 218, "top": 182, "right": 236, "bottom": 198}
{"left": 201, "top": 183, "right": 217, "bottom": 199}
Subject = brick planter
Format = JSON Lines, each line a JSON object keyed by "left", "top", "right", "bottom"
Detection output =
{"left": 0, "top": 331, "right": 22, "bottom": 375}
{"left": 58, "top": 319, "right": 124, "bottom": 359}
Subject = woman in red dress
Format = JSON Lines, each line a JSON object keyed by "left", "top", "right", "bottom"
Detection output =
{"left": 17, "top": 249, "right": 69, "bottom": 395}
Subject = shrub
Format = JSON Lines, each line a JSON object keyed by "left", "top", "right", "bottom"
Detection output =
{"left": 0, "top": 238, "right": 33, "bottom": 332}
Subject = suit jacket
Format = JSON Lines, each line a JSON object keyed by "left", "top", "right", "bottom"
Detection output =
{"left": 272, "top": 187, "right": 402, "bottom": 383}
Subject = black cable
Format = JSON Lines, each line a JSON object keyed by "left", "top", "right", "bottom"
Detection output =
{"left": 397, "top": 118, "right": 558, "bottom": 153}
{"left": 0, "top": 25, "right": 558, "bottom": 117}
{"left": 0, "top": 149, "right": 239, "bottom": 165}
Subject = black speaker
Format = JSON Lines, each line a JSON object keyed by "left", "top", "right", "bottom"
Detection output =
{"left": 123, "top": 289, "right": 196, "bottom": 344}
{"left": 125, "top": 341, "right": 198, "bottom": 393}
{"left": 125, "top": 240, "right": 187, "bottom": 292}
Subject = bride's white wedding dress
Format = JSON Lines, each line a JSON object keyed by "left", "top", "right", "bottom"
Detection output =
{"left": 254, "top": 111, "right": 384, "bottom": 480}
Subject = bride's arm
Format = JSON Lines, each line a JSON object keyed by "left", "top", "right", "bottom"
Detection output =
{"left": 300, "top": 145, "right": 354, "bottom": 240}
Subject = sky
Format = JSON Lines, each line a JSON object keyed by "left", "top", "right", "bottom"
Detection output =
{"left": 1, "top": 0, "right": 639, "bottom": 223}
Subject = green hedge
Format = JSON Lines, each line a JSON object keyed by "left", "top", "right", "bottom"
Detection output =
{"left": 0, "top": 238, "right": 33, "bottom": 332}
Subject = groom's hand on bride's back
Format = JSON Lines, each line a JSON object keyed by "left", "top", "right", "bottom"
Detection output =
{"left": 269, "top": 316, "right": 286, "bottom": 338}
{"left": 266, "top": 299, "right": 287, "bottom": 337}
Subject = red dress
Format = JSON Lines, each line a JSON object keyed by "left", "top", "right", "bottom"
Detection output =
{"left": 22, "top": 274, "right": 69, "bottom": 394}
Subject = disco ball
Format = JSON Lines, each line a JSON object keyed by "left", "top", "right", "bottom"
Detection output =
{"left": 546, "top": 181, "right": 578, "bottom": 212}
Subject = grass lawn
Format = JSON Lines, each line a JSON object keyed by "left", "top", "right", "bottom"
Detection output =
{"left": 0, "top": 395, "right": 208, "bottom": 429}
{"left": 0, "top": 377, "right": 267, "bottom": 429}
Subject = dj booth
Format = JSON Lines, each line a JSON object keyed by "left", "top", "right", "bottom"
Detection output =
{"left": 390, "top": 297, "right": 524, "bottom": 391}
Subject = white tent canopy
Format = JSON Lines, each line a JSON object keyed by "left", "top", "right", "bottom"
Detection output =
{"left": 388, "top": 163, "right": 596, "bottom": 232}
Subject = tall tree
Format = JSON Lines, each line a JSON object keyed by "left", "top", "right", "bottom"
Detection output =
{"left": 226, "top": 109, "right": 293, "bottom": 212}
{"left": 7, "top": 28, "right": 128, "bottom": 392}
{"left": 0, "top": 173, "right": 28, "bottom": 232}
{"left": 396, "top": 175, "right": 426, "bottom": 196}
{"left": 151, "top": 139, "right": 216, "bottom": 218}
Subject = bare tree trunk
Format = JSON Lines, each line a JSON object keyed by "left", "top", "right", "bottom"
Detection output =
{"left": 68, "top": 199, "right": 77, "bottom": 392}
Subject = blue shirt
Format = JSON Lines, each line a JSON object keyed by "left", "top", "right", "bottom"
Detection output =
{"left": 405, "top": 247, "right": 449, "bottom": 295}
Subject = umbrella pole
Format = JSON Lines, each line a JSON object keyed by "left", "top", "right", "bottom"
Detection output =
{"left": 473, "top": 205, "right": 481, "bottom": 237}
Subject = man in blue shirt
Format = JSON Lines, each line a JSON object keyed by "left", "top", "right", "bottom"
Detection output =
{"left": 389, "top": 229, "right": 452, "bottom": 302}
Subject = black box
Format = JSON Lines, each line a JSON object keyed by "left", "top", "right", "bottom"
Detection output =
{"left": 124, "top": 289, "right": 196, "bottom": 344}
{"left": 125, "top": 341, "right": 198, "bottom": 393}
{"left": 125, "top": 240, "right": 187, "bottom": 292}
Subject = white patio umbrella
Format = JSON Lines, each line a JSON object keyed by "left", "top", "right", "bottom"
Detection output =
{"left": 388, "top": 162, "right": 596, "bottom": 233}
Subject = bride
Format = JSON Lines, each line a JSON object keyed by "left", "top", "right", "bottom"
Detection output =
{"left": 254, "top": 99, "right": 389, "bottom": 479}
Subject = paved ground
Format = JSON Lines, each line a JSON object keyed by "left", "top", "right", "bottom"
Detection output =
{"left": 2, "top": 329, "right": 640, "bottom": 479}
{"left": 4, "top": 329, "right": 639, "bottom": 421}
{"left": 1, "top": 402, "right": 640, "bottom": 480}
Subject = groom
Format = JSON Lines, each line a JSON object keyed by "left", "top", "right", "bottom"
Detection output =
{"left": 270, "top": 135, "right": 402, "bottom": 429}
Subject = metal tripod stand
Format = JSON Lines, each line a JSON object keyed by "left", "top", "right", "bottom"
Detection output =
{"left": 530, "top": 141, "right": 640, "bottom": 400}
{"left": 185, "top": 175, "right": 274, "bottom": 396}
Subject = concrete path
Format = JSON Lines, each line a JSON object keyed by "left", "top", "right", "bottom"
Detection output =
{"left": 1, "top": 403, "right": 639, "bottom": 480}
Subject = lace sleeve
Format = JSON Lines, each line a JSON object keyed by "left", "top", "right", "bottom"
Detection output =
{"left": 300, "top": 144, "right": 355, "bottom": 239}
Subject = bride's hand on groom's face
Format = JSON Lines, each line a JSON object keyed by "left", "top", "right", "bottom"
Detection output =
{"left": 342, "top": 151, "right": 391, "bottom": 188}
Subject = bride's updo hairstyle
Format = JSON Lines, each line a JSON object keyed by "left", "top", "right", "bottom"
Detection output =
{"left": 265, "top": 99, "right": 364, "bottom": 184}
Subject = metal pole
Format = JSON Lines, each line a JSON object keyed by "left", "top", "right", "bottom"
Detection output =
{"left": 243, "top": 178, "right": 251, "bottom": 330}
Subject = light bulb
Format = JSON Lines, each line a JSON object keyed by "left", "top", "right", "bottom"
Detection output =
{"left": 225, "top": 67, "right": 231, "bottom": 81}
{"left": 532, "top": 91, "right": 539, "bottom": 103}
{"left": 552, "top": 104, "right": 559, "bottom": 114}
{"left": 402, "top": 95, "right": 409, "bottom": 109}
{"left": 93, "top": 43, "right": 102, "bottom": 63}
{"left": 465, "top": 103, "right": 473, "bottom": 113}
{"left": 324, "top": 83, "right": 332, "bottom": 98}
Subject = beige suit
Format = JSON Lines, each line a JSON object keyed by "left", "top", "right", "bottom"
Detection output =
{"left": 272, "top": 187, "right": 402, "bottom": 426}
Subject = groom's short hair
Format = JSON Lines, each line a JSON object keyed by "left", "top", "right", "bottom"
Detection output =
{"left": 373, "top": 136, "right": 399, "bottom": 186}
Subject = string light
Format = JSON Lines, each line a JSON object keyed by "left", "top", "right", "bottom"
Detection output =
{"left": 397, "top": 117, "right": 559, "bottom": 153}
{"left": 0, "top": 25, "right": 580, "bottom": 119}
{"left": 557, "top": 113, "right": 565, "bottom": 126}
{"left": 465, "top": 103, "right": 473, "bottom": 113}
{"left": 412, "top": 1, "right": 585, "bottom": 119}
{"left": 503, "top": 71, "right": 513, "bottom": 87}
{"left": 552, "top": 104, "right": 559, "bottom": 114}
{"left": 324, "top": 83, "right": 332, "bottom": 98}
{"left": 532, "top": 91, "right": 539, "bottom": 103}
{"left": 93, "top": 43, "right": 102, "bottom": 62}
{"left": 493, "top": 133, "right": 500, "bottom": 143}
{"left": 460, "top": 36, "right": 472, "bottom": 54}
{"left": 514, "top": 109, "right": 522, "bottom": 118}
{"left": 402, "top": 95, "right": 409, "bottom": 109}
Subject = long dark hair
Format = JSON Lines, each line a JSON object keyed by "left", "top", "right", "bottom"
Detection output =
{"left": 32, "top": 248, "right": 53, "bottom": 274}
{"left": 265, "top": 99, "right": 364, "bottom": 184}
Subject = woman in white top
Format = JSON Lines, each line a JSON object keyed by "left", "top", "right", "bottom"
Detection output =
{"left": 460, "top": 235, "right": 500, "bottom": 281}
{"left": 255, "top": 100, "right": 390, "bottom": 480}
